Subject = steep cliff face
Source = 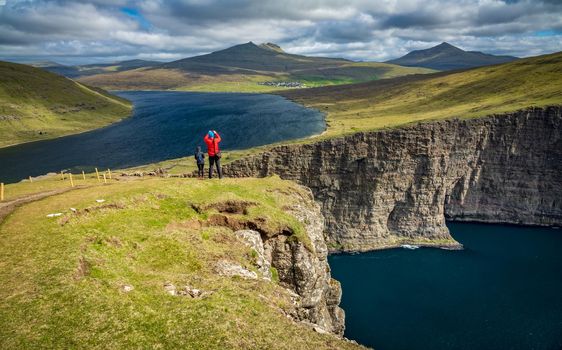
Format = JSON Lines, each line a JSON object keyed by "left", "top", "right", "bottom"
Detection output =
{"left": 226, "top": 189, "right": 345, "bottom": 335}
{"left": 225, "top": 106, "right": 562, "bottom": 252}
{"left": 264, "top": 197, "right": 345, "bottom": 334}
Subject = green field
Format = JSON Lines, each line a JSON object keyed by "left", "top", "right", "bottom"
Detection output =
{"left": 281, "top": 51, "right": 562, "bottom": 139}
{"left": 0, "top": 176, "right": 363, "bottom": 349}
{"left": 0, "top": 61, "right": 132, "bottom": 148}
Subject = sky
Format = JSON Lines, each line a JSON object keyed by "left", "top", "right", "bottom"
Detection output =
{"left": 0, "top": 0, "right": 561, "bottom": 65}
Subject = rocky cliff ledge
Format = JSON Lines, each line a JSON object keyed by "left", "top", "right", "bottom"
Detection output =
{"left": 224, "top": 106, "right": 562, "bottom": 252}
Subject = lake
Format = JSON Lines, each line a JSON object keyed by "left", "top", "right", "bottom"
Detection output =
{"left": 329, "top": 222, "right": 562, "bottom": 350}
{"left": 0, "top": 91, "right": 325, "bottom": 183}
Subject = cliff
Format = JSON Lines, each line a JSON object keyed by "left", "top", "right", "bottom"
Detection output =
{"left": 224, "top": 106, "right": 562, "bottom": 252}
{"left": 251, "top": 191, "right": 345, "bottom": 334}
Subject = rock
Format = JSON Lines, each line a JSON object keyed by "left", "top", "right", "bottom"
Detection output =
{"left": 313, "top": 326, "right": 329, "bottom": 334}
{"left": 163, "top": 282, "right": 177, "bottom": 296}
{"left": 224, "top": 106, "right": 562, "bottom": 252}
{"left": 121, "top": 284, "right": 134, "bottom": 293}
{"left": 215, "top": 260, "right": 258, "bottom": 279}
{"left": 235, "top": 230, "right": 272, "bottom": 280}
{"left": 261, "top": 191, "right": 346, "bottom": 336}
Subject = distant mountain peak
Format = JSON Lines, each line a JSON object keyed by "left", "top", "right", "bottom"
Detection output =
{"left": 259, "top": 42, "right": 285, "bottom": 53}
{"left": 386, "top": 42, "right": 517, "bottom": 71}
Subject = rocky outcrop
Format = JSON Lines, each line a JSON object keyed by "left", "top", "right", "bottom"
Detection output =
{"left": 231, "top": 191, "right": 345, "bottom": 335}
{"left": 225, "top": 106, "right": 562, "bottom": 252}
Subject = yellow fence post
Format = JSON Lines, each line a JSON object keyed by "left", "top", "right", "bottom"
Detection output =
{"left": 103, "top": 173, "right": 107, "bottom": 184}
{"left": 82, "top": 171, "right": 86, "bottom": 181}
{"left": 69, "top": 173, "right": 74, "bottom": 188}
{"left": 29, "top": 176, "right": 33, "bottom": 183}
{"left": 107, "top": 169, "right": 112, "bottom": 180}
{"left": 0, "top": 183, "right": 4, "bottom": 201}
{"left": 95, "top": 168, "right": 100, "bottom": 182}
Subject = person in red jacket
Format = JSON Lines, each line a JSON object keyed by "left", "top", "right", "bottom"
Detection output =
{"left": 204, "top": 130, "right": 222, "bottom": 179}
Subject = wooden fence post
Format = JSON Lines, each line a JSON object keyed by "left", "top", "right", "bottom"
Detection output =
{"left": 95, "top": 168, "right": 100, "bottom": 182}
{"left": 103, "top": 173, "right": 107, "bottom": 184}
{"left": 29, "top": 176, "right": 33, "bottom": 183}
{"left": 82, "top": 171, "right": 86, "bottom": 180}
{"left": 107, "top": 169, "right": 112, "bottom": 180}
{"left": 61, "top": 171, "right": 65, "bottom": 180}
{"left": 69, "top": 173, "right": 74, "bottom": 188}
{"left": 0, "top": 183, "right": 4, "bottom": 201}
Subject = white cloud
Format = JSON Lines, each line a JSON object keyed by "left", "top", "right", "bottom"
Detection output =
{"left": 0, "top": 0, "right": 560, "bottom": 64}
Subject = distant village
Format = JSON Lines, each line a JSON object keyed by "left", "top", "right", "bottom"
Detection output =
{"left": 258, "top": 81, "right": 307, "bottom": 88}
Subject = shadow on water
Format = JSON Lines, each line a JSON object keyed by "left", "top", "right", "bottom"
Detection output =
{"left": 0, "top": 91, "right": 325, "bottom": 183}
{"left": 328, "top": 222, "right": 562, "bottom": 350}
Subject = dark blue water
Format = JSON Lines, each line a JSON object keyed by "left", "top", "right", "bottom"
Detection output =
{"left": 0, "top": 91, "right": 325, "bottom": 183}
{"left": 329, "top": 223, "right": 562, "bottom": 350}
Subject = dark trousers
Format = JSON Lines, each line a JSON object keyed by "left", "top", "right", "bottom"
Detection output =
{"left": 209, "top": 155, "right": 222, "bottom": 179}
{"left": 197, "top": 163, "right": 204, "bottom": 177}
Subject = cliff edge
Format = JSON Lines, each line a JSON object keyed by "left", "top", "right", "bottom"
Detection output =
{"left": 225, "top": 106, "right": 562, "bottom": 252}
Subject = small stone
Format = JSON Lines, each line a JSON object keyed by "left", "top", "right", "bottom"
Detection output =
{"left": 121, "top": 284, "right": 134, "bottom": 293}
{"left": 313, "top": 326, "right": 328, "bottom": 334}
{"left": 163, "top": 282, "right": 176, "bottom": 296}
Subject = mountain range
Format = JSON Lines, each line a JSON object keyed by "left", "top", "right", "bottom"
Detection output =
{"left": 43, "top": 42, "right": 435, "bottom": 92}
{"left": 386, "top": 42, "right": 518, "bottom": 70}
{"left": 31, "top": 42, "right": 520, "bottom": 92}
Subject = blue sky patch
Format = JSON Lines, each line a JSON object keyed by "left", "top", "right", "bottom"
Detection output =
{"left": 121, "top": 7, "right": 151, "bottom": 30}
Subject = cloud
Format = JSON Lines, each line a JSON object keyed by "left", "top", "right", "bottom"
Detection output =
{"left": 0, "top": 0, "right": 560, "bottom": 64}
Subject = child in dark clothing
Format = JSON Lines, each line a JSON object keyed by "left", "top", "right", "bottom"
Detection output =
{"left": 194, "top": 146, "right": 205, "bottom": 178}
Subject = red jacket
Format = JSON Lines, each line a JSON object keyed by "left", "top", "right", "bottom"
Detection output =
{"left": 204, "top": 132, "right": 221, "bottom": 156}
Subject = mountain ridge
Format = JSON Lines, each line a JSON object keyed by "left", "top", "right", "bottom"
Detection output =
{"left": 386, "top": 42, "right": 518, "bottom": 70}
{"left": 75, "top": 42, "right": 434, "bottom": 92}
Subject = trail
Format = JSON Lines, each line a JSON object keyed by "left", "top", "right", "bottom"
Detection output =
{"left": 0, "top": 186, "right": 90, "bottom": 225}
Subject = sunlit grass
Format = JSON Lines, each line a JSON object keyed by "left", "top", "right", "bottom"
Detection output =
{"left": 0, "top": 177, "right": 363, "bottom": 349}
{"left": 0, "top": 61, "right": 132, "bottom": 148}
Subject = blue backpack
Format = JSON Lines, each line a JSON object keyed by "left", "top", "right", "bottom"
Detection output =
{"left": 195, "top": 151, "right": 205, "bottom": 164}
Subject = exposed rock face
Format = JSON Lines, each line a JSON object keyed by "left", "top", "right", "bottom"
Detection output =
{"left": 235, "top": 190, "right": 345, "bottom": 335}
{"left": 225, "top": 106, "right": 562, "bottom": 252}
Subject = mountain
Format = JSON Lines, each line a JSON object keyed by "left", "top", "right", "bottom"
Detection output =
{"left": 386, "top": 42, "right": 518, "bottom": 70}
{"left": 0, "top": 61, "right": 131, "bottom": 147}
{"left": 283, "top": 51, "right": 562, "bottom": 137}
{"left": 77, "top": 42, "right": 435, "bottom": 92}
{"left": 259, "top": 42, "right": 285, "bottom": 53}
{"left": 34, "top": 59, "right": 161, "bottom": 78}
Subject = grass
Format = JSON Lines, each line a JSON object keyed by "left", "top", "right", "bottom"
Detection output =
{"left": 0, "top": 61, "right": 132, "bottom": 148}
{"left": 0, "top": 176, "right": 363, "bottom": 349}
{"left": 280, "top": 51, "right": 562, "bottom": 139}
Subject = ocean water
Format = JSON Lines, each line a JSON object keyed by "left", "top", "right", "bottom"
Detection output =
{"left": 0, "top": 91, "right": 325, "bottom": 183}
{"left": 329, "top": 222, "right": 562, "bottom": 350}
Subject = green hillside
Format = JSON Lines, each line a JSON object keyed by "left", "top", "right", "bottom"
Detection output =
{"left": 0, "top": 61, "right": 132, "bottom": 148}
{"left": 78, "top": 42, "right": 435, "bottom": 92}
{"left": 0, "top": 176, "right": 364, "bottom": 350}
{"left": 281, "top": 51, "right": 562, "bottom": 138}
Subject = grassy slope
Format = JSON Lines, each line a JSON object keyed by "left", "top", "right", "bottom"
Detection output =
{"left": 0, "top": 61, "right": 132, "bottom": 148}
{"left": 0, "top": 176, "right": 363, "bottom": 349}
{"left": 78, "top": 43, "right": 434, "bottom": 92}
{"left": 280, "top": 51, "right": 562, "bottom": 138}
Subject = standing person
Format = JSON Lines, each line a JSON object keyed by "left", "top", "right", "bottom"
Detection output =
{"left": 194, "top": 146, "right": 205, "bottom": 178}
{"left": 204, "top": 130, "right": 222, "bottom": 179}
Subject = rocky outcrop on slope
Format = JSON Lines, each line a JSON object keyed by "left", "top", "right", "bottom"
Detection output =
{"left": 224, "top": 106, "right": 562, "bottom": 252}
{"left": 226, "top": 193, "right": 345, "bottom": 335}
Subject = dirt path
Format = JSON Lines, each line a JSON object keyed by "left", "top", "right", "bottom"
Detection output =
{"left": 0, "top": 186, "right": 90, "bottom": 225}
